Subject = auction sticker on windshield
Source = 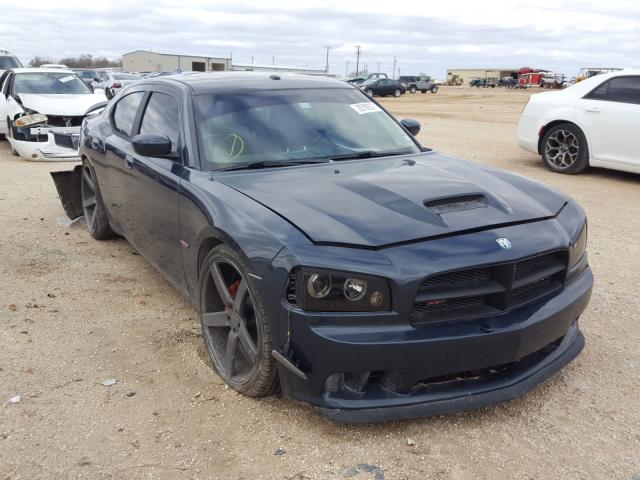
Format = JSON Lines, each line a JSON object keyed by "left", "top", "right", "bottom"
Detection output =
{"left": 59, "top": 76, "right": 75, "bottom": 83}
{"left": 349, "top": 102, "right": 382, "bottom": 115}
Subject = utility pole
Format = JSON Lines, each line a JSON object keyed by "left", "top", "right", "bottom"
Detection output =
{"left": 355, "top": 45, "right": 361, "bottom": 77}
{"left": 272, "top": 56, "right": 275, "bottom": 66}
{"left": 324, "top": 46, "right": 331, "bottom": 73}
{"left": 392, "top": 55, "right": 397, "bottom": 78}
{"left": 345, "top": 61, "right": 349, "bottom": 79}
{"left": 251, "top": 55, "right": 254, "bottom": 65}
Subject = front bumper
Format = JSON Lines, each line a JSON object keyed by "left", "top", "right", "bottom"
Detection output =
{"left": 9, "top": 127, "right": 80, "bottom": 162}
{"left": 279, "top": 267, "right": 592, "bottom": 423}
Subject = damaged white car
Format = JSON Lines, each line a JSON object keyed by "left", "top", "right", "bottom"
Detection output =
{"left": 0, "top": 68, "right": 107, "bottom": 161}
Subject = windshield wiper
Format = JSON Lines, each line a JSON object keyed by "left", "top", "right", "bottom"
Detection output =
{"left": 328, "top": 150, "right": 409, "bottom": 161}
{"left": 215, "top": 159, "right": 331, "bottom": 172}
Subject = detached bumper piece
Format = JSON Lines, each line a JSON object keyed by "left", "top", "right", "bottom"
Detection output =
{"left": 320, "top": 324, "right": 583, "bottom": 423}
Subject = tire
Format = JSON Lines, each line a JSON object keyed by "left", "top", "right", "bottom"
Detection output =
{"left": 105, "top": 87, "right": 114, "bottom": 100}
{"left": 431, "top": 86, "right": 439, "bottom": 94}
{"left": 199, "top": 245, "right": 278, "bottom": 397}
{"left": 80, "top": 161, "right": 115, "bottom": 239}
{"left": 541, "top": 123, "right": 589, "bottom": 174}
{"left": 393, "top": 89, "right": 401, "bottom": 97}
{"left": 365, "top": 89, "right": 374, "bottom": 97}
{"left": 409, "top": 86, "right": 416, "bottom": 94}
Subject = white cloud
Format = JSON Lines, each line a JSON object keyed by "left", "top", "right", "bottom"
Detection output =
{"left": 1, "top": 0, "right": 639, "bottom": 77}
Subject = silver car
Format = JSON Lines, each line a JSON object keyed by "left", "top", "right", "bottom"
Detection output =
{"left": 91, "top": 71, "right": 141, "bottom": 99}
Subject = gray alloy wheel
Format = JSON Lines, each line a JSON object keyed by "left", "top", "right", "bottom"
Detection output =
{"left": 366, "top": 88, "right": 374, "bottom": 97}
{"left": 541, "top": 123, "right": 588, "bottom": 174}
{"left": 409, "top": 85, "right": 417, "bottom": 93}
{"left": 199, "top": 245, "right": 277, "bottom": 397}
{"left": 80, "top": 162, "right": 115, "bottom": 239}
{"left": 393, "top": 89, "right": 401, "bottom": 97}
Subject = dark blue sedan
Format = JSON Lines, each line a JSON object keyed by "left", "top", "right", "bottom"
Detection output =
{"left": 52, "top": 72, "right": 593, "bottom": 423}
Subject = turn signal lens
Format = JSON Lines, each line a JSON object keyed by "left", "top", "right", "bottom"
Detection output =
{"left": 306, "top": 273, "right": 332, "bottom": 299}
{"left": 15, "top": 113, "right": 47, "bottom": 127}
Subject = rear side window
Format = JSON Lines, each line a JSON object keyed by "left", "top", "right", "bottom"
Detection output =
{"left": 112, "top": 92, "right": 144, "bottom": 137}
{"left": 587, "top": 76, "right": 640, "bottom": 105}
{"left": 139, "top": 92, "right": 180, "bottom": 153}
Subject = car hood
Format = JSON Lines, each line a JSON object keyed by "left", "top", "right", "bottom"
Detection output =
{"left": 17, "top": 93, "right": 107, "bottom": 116}
{"left": 218, "top": 152, "right": 568, "bottom": 248}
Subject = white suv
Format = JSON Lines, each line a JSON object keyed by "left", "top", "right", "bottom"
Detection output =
{"left": 0, "top": 50, "right": 23, "bottom": 74}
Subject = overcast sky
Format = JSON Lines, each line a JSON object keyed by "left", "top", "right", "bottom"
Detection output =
{"left": 2, "top": 0, "right": 639, "bottom": 78}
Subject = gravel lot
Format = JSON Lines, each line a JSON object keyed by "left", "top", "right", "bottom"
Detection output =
{"left": 1, "top": 87, "right": 639, "bottom": 480}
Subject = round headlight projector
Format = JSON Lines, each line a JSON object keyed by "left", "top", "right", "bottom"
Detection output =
{"left": 343, "top": 278, "right": 367, "bottom": 301}
{"left": 306, "top": 274, "right": 332, "bottom": 299}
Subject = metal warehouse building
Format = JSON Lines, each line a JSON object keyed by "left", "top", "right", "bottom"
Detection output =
{"left": 123, "top": 50, "right": 231, "bottom": 73}
{"left": 446, "top": 68, "right": 517, "bottom": 85}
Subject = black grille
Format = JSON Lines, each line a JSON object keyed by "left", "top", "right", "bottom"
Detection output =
{"left": 47, "top": 116, "right": 83, "bottom": 127}
{"left": 424, "top": 194, "right": 488, "bottom": 214}
{"left": 53, "top": 133, "right": 79, "bottom": 150}
{"left": 412, "top": 250, "right": 568, "bottom": 325}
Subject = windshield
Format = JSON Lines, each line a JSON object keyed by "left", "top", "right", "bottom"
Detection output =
{"left": 13, "top": 72, "right": 92, "bottom": 94}
{"left": 361, "top": 78, "right": 378, "bottom": 86}
{"left": 195, "top": 88, "right": 420, "bottom": 170}
{"left": 75, "top": 70, "right": 95, "bottom": 78}
{"left": 113, "top": 73, "right": 140, "bottom": 80}
{"left": 0, "top": 56, "right": 21, "bottom": 69}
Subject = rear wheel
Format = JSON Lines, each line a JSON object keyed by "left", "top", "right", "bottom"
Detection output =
{"left": 541, "top": 123, "right": 589, "bottom": 174}
{"left": 409, "top": 85, "right": 416, "bottom": 93}
{"left": 431, "top": 86, "right": 439, "bottom": 94}
{"left": 81, "top": 161, "right": 115, "bottom": 239}
{"left": 365, "top": 88, "right": 374, "bottom": 97}
{"left": 393, "top": 89, "right": 401, "bottom": 97}
{"left": 199, "top": 245, "right": 278, "bottom": 397}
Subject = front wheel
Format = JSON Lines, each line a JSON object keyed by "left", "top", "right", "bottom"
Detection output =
{"left": 199, "top": 245, "right": 278, "bottom": 397}
{"left": 81, "top": 161, "right": 115, "bottom": 239}
{"left": 365, "top": 89, "right": 374, "bottom": 97}
{"left": 409, "top": 86, "right": 416, "bottom": 93}
{"left": 541, "top": 123, "right": 589, "bottom": 174}
{"left": 393, "top": 89, "right": 401, "bottom": 97}
{"left": 430, "top": 86, "right": 439, "bottom": 94}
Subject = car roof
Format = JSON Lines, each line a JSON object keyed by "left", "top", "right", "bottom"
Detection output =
{"left": 562, "top": 68, "right": 640, "bottom": 97}
{"left": 9, "top": 67, "right": 75, "bottom": 74}
{"left": 139, "top": 71, "right": 351, "bottom": 94}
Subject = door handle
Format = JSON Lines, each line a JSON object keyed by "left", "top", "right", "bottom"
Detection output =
{"left": 125, "top": 154, "right": 134, "bottom": 169}
{"left": 584, "top": 107, "right": 601, "bottom": 113}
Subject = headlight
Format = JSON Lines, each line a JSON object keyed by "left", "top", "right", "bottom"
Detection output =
{"left": 569, "top": 221, "right": 587, "bottom": 269}
{"left": 294, "top": 267, "right": 391, "bottom": 312}
{"left": 14, "top": 113, "right": 47, "bottom": 127}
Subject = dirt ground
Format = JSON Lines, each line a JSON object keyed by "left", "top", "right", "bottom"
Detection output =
{"left": 1, "top": 87, "right": 639, "bottom": 480}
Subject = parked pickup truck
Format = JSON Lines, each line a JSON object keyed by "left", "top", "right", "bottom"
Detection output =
{"left": 398, "top": 75, "right": 438, "bottom": 94}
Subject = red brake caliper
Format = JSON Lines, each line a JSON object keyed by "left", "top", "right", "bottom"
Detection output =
{"left": 228, "top": 280, "right": 241, "bottom": 302}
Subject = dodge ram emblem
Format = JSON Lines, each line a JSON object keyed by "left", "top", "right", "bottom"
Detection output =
{"left": 496, "top": 238, "right": 512, "bottom": 249}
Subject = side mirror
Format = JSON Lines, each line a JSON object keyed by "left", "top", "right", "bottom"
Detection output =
{"left": 400, "top": 118, "right": 421, "bottom": 136}
{"left": 94, "top": 77, "right": 101, "bottom": 82}
{"left": 131, "top": 134, "right": 172, "bottom": 157}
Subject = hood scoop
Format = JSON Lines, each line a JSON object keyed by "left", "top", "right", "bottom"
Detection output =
{"left": 424, "top": 194, "right": 488, "bottom": 214}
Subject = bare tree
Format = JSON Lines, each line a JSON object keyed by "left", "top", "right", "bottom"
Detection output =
{"left": 29, "top": 54, "right": 121, "bottom": 68}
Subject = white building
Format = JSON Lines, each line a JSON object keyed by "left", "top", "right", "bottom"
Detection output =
{"left": 122, "top": 50, "right": 230, "bottom": 73}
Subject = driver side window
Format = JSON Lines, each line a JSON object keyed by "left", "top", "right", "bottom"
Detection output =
{"left": 139, "top": 92, "right": 180, "bottom": 153}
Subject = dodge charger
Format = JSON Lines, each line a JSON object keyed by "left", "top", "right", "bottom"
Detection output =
{"left": 52, "top": 72, "right": 593, "bottom": 423}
